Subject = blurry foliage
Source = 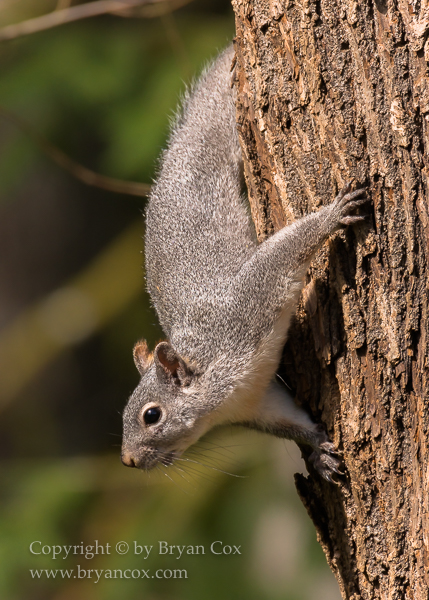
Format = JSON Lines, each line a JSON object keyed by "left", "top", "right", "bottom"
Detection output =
{"left": 0, "top": 2, "right": 341, "bottom": 600}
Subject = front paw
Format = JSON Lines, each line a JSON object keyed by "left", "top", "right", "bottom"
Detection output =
{"left": 308, "top": 430, "right": 344, "bottom": 483}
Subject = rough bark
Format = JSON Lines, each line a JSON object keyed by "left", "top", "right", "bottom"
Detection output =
{"left": 231, "top": 1, "right": 429, "bottom": 598}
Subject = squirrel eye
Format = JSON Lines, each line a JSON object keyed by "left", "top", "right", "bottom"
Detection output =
{"left": 143, "top": 407, "right": 161, "bottom": 425}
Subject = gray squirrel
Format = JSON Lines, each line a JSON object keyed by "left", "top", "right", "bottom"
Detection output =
{"left": 121, "top": 45, "right": 367, "bottom": 482}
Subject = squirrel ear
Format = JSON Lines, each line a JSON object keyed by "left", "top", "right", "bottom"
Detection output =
{"left": 133, "top": 340, "right": 153, "bottom": 376}
{"left": 154, "top": 342, "right": 193, "bottom": 386}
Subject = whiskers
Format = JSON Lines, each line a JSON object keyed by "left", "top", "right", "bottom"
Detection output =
{"left": 154, "top": 440, "right": 248, "bottom": 494}
{"left": 275, "top": 372, "right": 293, "bottom": 391}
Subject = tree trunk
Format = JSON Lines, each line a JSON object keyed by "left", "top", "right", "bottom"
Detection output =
{"left": 231, "top": 1, "right": 429, "bottom": 598}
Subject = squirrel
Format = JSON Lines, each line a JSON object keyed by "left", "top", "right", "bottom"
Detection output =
{"left": 121, "top": 44, "right": 368, "bottom": 482}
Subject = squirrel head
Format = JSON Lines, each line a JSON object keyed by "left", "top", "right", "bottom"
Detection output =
{"left": 121, "top": 340, "right": 209, "bottom": 470}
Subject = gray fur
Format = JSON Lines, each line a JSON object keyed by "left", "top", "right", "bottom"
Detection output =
{"left": 121, "top": 45, "right": 367, "bottom": 482}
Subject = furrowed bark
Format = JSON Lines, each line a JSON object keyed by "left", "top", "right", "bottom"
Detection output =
{"left": 231, "top": 1, "right": 429, "bottom": 598}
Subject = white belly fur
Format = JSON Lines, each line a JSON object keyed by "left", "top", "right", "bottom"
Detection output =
{"left": 211, "top": 301, "right": 300, "bottom": 426}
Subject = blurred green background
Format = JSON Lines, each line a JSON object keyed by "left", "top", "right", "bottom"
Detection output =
{"left": 0, "top": 1, "right": 341, "bottom": 599}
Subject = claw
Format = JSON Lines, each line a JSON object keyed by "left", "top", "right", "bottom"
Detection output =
{"left": 343, "top": 180, "right": 353, "bottom": 194}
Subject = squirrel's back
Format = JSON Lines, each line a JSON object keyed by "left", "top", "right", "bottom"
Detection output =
{"left": 145, "top": 45, "right": 256, "bottom": 336}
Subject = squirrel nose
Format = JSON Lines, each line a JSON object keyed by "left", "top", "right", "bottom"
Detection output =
{"left": 121, "top": 451, "right": 136, "bottom": 468}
